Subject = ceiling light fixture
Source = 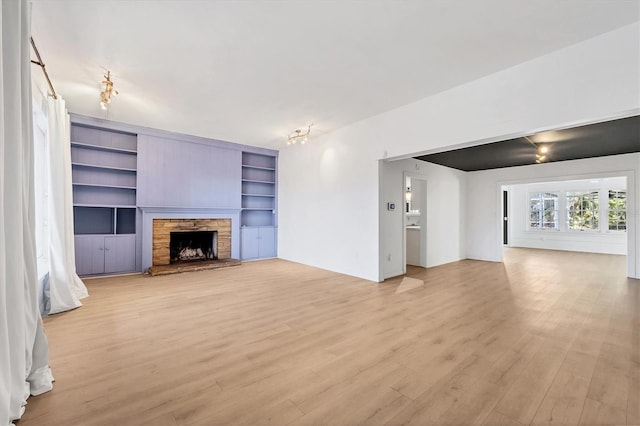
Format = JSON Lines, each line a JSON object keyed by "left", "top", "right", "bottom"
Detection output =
{"left": 287, "top": 124, "right": 313, "bottom": 145}
{"left": 525, "top": 136, "right": 551, "bottom": 164}
{"left": 99, "top": 70, "right": 118, "bottom": 110}
{"left": 535, "top": 145, "right": 549, "bottom": 163}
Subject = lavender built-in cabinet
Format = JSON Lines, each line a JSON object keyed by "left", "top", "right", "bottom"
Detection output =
{"left": 71, "top": 121, "right": 139, "bottom": 276}
{"left": 240, "top": 152, "right": 277, "bottom": 260}
{"left": 74, "top": 235, "right": 136, "bottom": 276}
{"left": 70, "top": 114, "right": 278, "bottom": 276}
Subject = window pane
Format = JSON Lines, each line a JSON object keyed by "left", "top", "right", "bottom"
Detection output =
{"left": 529, "top": 192, "right": 558, "bottom": 230}
{"left": 608, "top": 190, "right": 626, "bottom": 231}
{"left": 567, "top": 191, "right": 599, "bottom": 230}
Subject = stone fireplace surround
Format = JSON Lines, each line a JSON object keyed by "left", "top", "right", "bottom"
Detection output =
{"left": 140, "top": 208, "right": 241, "bottom": 273}
{"left": 153, "top": 218, "right": 231, "bottom": 266}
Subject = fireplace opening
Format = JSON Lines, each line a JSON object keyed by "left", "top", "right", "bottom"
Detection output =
{"left": 169, "top": 231, "right": 218, "bottom": 263}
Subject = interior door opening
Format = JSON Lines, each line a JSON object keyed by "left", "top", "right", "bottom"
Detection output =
{"left": 503, "top": 189, "right": 509, "bottom": 245}
{"left": 404, "top": 175, "right": 427, "bottom": 270}
{"left": 499, "top": 177, "right": 630, "bottom": 269}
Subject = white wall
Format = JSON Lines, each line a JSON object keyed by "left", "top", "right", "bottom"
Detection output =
{"left": 508, "top": 178, "right": 627, "bottom": 255}
{"left": 466, "top": 153, "right": 639, "bottom": 278}
{"left": 379, "top": 158, "right": 466, "bottom": 279}
{"left": 278, "top": 132, "right": 381, "bottom": 281}
{"left": 407, "top": 177, "right": 422, "bottom": 215}
{"left": 278, "top": 23, "right": 640, "bottom": 282}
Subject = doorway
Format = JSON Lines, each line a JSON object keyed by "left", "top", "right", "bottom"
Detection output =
{"left": 503, "top": 189, "right": 509, "bottom": 245}
{"left": 404, "top": 174, "right": 427, "bottom": 270}
{"left": 498, "top": 176, "right": 630, "bottom": 267}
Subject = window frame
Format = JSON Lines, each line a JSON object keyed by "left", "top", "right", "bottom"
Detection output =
{"left": 527, "top": 191, "right": 560, "bottom": 231}
{"left": 608, "top": 189, "right": 627, "bottom": 232}
{"left": 565, "top": 190, "right": 600, "bottom": 233}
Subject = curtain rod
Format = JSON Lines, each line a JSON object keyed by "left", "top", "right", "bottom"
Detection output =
{"left": 30, "top": 36, "right": 58, "bottom": 100}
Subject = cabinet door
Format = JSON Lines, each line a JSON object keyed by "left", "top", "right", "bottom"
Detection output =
{"left": 258, "top": 227, "right": 276, "bottom": 258}
{"left": 75, "top": 236, "right": 106, "bottom": 275}
{"left": 74, "top": 236, "right": 91, "bottom": 276}
{"left": 90, "top": 237, "right": 106, "bottom": 274}
{"left": 104, "top": 235, "right": 136, "bottom": 274}
{"left": 240, "top": 228, "right": 260, "bottom": 260}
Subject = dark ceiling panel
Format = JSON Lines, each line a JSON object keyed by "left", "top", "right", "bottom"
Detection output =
{"left": 415, "top": 115, "right": 640, "bottom": 172}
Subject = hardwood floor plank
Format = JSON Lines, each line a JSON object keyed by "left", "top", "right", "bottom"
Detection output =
{"left": 628, "top": 365, "right": 640, "bottom": 425}
{"left": 530, "top": 368, "right": 591, "bottom": 425}
{"left": 586, "top": 364, "right": 630, "bottom": 413}
{"left": 481, "top": 409, "right": 525, "bottom": 425}
{"left": 433, "top": 373, "right": 506, "bottom": 425}
{"left": 17, "top": 248, "right": 637, "bottom": 426}
{"left": 493, "top": 338, "right": 570, "bottom": 424}
{"left": 579, "top": 397, "right": 627, "bottom": 425}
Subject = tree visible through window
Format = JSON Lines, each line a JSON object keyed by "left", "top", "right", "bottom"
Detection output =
{"left": 567, "top": 191, "right": 599, "bottom": 230}
{"left": 609, "top": 190, "right": 626, "bottom": 231}
{"left": 529, "top": 192, "right": 559, "bottom": 229}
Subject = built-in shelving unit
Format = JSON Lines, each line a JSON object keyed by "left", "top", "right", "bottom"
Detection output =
{"left": 71, "top": 123, "right": 138, "bottom": 275}
{"left": 69, "top": 114, "right": 280, "bottom": 272}
{"left": 241, "top": 152, "right": 276, "bottom": 227}
{"left": 72, "top": 162, "right": 137, "bottom": 172}
{"left": 71, "top": 141, "right": 137, "bottom": 154}
{"left": 241, "top": 152, "right": 277, "bottom": 259}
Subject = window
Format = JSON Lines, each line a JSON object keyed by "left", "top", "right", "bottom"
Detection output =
{"left": 566, "top": 191, "right": 599, "bottom": 231}
{"left": 608, "top": 190, "right": 626, "bottom": 231}
{"left": 529, "top": 192, "right": 559, "bottom": 229}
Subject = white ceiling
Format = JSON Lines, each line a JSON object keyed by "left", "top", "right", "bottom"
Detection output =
{"left": 31, "top": 0, "right": 639, "bottom": 149}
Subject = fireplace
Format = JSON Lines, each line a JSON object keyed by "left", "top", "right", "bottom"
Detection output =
{"left": 170, "top": 231, "right": 218, "bottom": 263}
{"left": 152, "top": 218, "right": 232, "bottom": 267}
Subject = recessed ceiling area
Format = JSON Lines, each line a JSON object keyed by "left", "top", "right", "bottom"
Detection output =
{"left": 414, "top": 115, "right": 640, "bottom": 172}
{"left": 30, "top": 0, "right": 640, "bottom": 149}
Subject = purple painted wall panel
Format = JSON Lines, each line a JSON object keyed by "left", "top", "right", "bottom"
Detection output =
{"left": 137, "top": 134, "right": 242, "bottom": 209}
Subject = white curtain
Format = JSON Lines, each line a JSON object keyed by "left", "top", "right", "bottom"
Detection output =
{"left": 46, "top": 97, "right": 88, "bottom": 314}
{"left": 0, "top": 0, "right": 54, "bottom": 424}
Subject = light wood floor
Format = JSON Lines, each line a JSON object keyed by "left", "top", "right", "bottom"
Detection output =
{"left": 20, "top": 249, "right": 639, "bottom": 426}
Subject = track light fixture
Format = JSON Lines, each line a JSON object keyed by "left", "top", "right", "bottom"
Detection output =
{"left": 524, "top": 136, "right": 551, "bottom": 165}
{"left": 535, "top": 145, "right": 549, "bottom": 163}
